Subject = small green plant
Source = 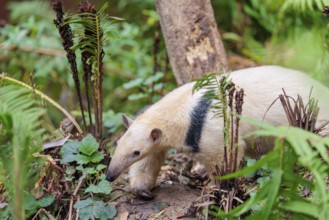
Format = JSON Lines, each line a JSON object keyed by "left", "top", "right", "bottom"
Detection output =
{"left": 24, "top": 194, "right": 55, "bottom": 217}
{"left": 60, "top": 134, "right": 116, "bottom": 218}
{"left": 73, "top": 198, "right": 116, "bottom": 220}
{"left": 61, "top": 134, "right": 104, "bottom": 165}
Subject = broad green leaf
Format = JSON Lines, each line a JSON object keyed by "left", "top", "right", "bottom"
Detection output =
{"left": 76, "top": 164, "right": 84, "bottom": 172}
{"left": 61, "top": 154, "right": 76, "bottom": 164}
{"left": 128, "top": 93, "right": 148, "bottom": 101}
{"left": 76, "top": 154, "right": 91, "bottom": 165}
{"left": 219, "top": 151, "right": 277, "bottom": 180}
{"left": 74, "top": 198, "right": 93, "bottom": 209}
{"left": 90, "top": 152, "right": 104, "bottom": 163}
{"left": 143, "top": 72, "right": 164, "bottom": 85}
{"left": 259, "top": 169, "right": 283, "bottom": 219}
{"left": 79, "top": 206, "right": 94, "bottom": 220}
{"left": 123, "top": 78, "right": 143, "bottom": 89}
{"left": 103, "top": 110, "right": 122, "bottom": 134}
{"left": 95, "top": 202, "right": 117, "bottom": 219}
{"left": 74, "top": 198, "right": 117, "bottom": 220}
{"left": 85, "top": 179, "right": 112, "bottom": 194}
{"left": 152, "top": 83, "right": 163, "bottom": 91}
{"left": 96, "top": 164, "right": 107, "bottom": 171}
{"left": 38, "top": 195, "right": 55, "bottom": 208}
{"left": 60, "top": 141, "right": 78, "bottom": 164}
{"left": 24, "top": 194, "right": 39, "bottom": 211}
{"left": 78, "top": 134, "right": 99, "bottom": 156}
{"left": 24, "top": 194, "right": 55, "bottom": 210}
{"left": 85, "top": 167, "right": 97, "bottom": 174}
{"left": 280, "top": 200, "right": 318, "bottom": 219}
{"left": 61, "top": 141, "right": 78, "bottom": 155}
{"left": 98, "top": 174, "right": 106, "bottom": 180}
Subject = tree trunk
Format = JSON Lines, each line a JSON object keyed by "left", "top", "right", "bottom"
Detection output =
{"left": 156, "top": 0, "right": 228, "bottom": 85}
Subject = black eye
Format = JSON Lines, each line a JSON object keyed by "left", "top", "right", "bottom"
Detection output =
{"left": 133, "top": 151, "right": 140, "bottom": 157}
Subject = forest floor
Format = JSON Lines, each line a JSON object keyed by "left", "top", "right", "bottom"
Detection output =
{"left": 110, "top": 154, "right": 208, "bottom": 220}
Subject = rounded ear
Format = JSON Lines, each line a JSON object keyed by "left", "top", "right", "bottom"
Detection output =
{"left": 150, "top": 128, "right": 162, "bottom": 143}
{"left": 122, "top": 114, "right": 134, "bottom": 129}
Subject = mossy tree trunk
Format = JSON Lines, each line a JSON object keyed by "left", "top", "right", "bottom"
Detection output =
{"left": 156, "top": 0, "right": 228, "bottom": 85}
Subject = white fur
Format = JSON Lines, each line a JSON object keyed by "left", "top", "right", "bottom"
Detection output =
{"left": 107, "top": 66, "right": 329, "bottom": 195}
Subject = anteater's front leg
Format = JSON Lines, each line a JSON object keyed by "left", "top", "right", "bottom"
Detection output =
{"left": 128, "top": 150, "right": 166, "bottom": 200}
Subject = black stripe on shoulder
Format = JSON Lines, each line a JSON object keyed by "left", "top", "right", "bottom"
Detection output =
{"left": 185, "top": 96, "right": 211, "bottom": 153}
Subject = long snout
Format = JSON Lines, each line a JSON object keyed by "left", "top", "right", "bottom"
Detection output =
{"left": 106, "top": 156, "right": 128, "bottom": 182}
{"left": 106, "top": 172, "right": 117, "bottom": 182}
{"left": 106, "top": 166, "right": 120, "bottom": 182}
{"left": 106, "top": 150, "right": 134, "bottom": 182}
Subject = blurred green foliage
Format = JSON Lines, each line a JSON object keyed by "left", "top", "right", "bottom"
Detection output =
{"left": 212, "top": 120, "right": 329, "bottom": 220}
{"left": 214, "top": 0, "right": 329, "bottom": 83}
{"left": 0, "top": 0, "right": 173, "bottom": 135}
{"left": 2, "top": 0, "right": 329, "bottom": 135}
{"left": 0, "top": 85, "right": 48, "bottom": 219}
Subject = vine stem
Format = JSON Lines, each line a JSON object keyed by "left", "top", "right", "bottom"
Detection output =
{"left": 0, "top": 73, "right": 83, "bottom": 134}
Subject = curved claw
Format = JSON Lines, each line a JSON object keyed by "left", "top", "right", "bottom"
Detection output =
{"left": 135, "top": 190, "right": 155, "bottom": 200}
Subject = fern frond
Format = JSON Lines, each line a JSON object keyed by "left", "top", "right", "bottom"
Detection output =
{"left": 66, "top": 2, "right": 117, "bottom": 69}
{"left": 219, "top": 119, "right": 329, "bottom": 219}
{"left": 0, "top": 84, "right": 49, "bottom": 220}
{"left": 193, "top": 72, "right": 233, "bottom": 118}
{"left": 0, "top": 73, "right": 83, "bottom": 134}
{"left": 63, "top": 2, "right": 120, "bottom": 139}
{"left": 0, "top": 85, "right": 46, "bottom": 135}
{"left": 280, "top": 0, "right": 327, "bottom": 13}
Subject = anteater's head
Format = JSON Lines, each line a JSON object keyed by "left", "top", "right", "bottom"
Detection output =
{"left": 106, "top": 114, "right": 163, "bottom": 182}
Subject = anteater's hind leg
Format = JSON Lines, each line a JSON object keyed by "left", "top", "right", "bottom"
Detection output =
{"left": 128, "top": 150, "right": 166, "bottom": 200}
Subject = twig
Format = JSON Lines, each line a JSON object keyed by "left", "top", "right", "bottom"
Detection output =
{"left": 204, "top": 198, "right": 209, "bottom": 220}
{"left": 68, "top": 178, "right": 84, "bottom": 220}
{"left": 0, "top": 44, "right": 66, "bottom": 56}
{"left": 32, "top": 208, "right": 56, "bottom": 220}
{"left": 75, "top": 195, "right": 80, "bottom": 220}
{"left": 73, "top": 178, "right": 84, "bottom": 196}
{"left": 68, "top": 197, "right": 74, "bottom": 220}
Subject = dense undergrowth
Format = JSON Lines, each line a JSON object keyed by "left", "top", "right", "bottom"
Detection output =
{"left": 1, "top": 0, "right": 329, "bottom": 219}
{"left": 194, "top": 69, "right": 329, "bottom": 219}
